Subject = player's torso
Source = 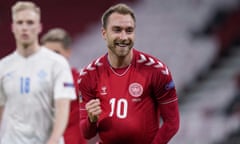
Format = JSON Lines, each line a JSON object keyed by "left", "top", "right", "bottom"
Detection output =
{"left": 94, "top": 64, "right": 159, "bottom": 144}
{"left": 0, "top": 51, "right": 56, "bottom": 143}
{"left": 1, "top": 53, "right": 54, "bottom": 111}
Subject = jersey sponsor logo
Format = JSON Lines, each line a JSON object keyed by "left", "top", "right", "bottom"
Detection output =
{"left": 129, "top": 82, "right": 143, "bottom": 97}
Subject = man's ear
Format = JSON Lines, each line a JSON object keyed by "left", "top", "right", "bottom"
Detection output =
{"left": 101, "top": 27, "right": 106, "bottom": 40}
{"left": 66, "top": 48, "right": 71, "bottom": 59}
{"left": 11, "top": 23, "right": 14, "bottom": 33}
{"left": 39, "top": 23, "right": 43, "bottom": 34}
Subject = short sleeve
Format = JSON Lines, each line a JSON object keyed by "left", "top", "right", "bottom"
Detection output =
{"left": 0, "top": 85, "right": 6, "bottom": 106}
{"left": 53, "top": 59, "right": 76, "bottom": 100}
{"left": 0, "top": 63, "right": 6, "bottom": 106}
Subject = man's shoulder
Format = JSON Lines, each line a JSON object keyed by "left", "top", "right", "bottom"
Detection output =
{"left": 0, "top": 52, "right": 17, "bottom": 66}
{"left": 79, "top": 55, "right": 106, "bottom": 77}
{"left": 133, "top": 49, "right": 170, "bottom": 76}
{"left": 134, "top": 49, "right": 166, "bottom": 69}
{"left": 40, "top": 47, "right": 69, "bottom": 65}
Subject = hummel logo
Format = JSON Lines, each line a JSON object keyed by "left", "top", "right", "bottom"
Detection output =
{"left": 100, "top": 86, "right": 107, "bottom": 95}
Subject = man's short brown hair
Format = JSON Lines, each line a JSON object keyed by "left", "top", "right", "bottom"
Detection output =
{"left": 101, "top": 3, "right": 136, "bottom": 29}
{"left": 40, "top": 28, "right": 72, "bottom": 49}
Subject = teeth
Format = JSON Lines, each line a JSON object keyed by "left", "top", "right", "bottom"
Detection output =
{"left": 116, "top": 43, "right": 128, "bottom": 47}
{"left": 119, "top": 44, "right": 126, "bottom": 47}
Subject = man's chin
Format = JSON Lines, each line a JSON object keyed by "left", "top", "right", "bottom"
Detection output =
{"left": 117, "top": 49, "right": 131, "bottom": 57}
{"left": 22, "top": 43, "right": 31, "bottom": 49}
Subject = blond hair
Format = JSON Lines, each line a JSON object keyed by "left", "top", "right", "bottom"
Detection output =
{"left": 11, "top": 1, "right": 41, "bottom": 20}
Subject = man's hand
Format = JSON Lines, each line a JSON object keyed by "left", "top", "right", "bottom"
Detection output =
{"left": 85, "top": 99, "right": 102, "bottom": 123}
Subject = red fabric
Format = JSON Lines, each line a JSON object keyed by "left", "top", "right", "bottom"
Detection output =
{"left": 63, "top": 68, "right": 87, "bottom": 144}
{"left": 152, "top": 101, "right": 180, "bottom": 144}
{"left": 79, "top": 49, "right": 179, "bottom": 144}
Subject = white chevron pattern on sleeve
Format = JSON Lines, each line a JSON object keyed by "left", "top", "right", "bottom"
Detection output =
{"left": 79, "top": 68, "right": 87, "bottom": 76}
{"left": 137, "top": 53, "right": 169, "bottom": 75}
{"left": 154, "top": 61, "right": 164, "bottom": 68}
{"left": 145, "top": 57, "right": 155, "bottom": 66}
{"left": 95, "top": 57, "right": 103, "bottom": 66}
{"left": 161, "top": 67, "right": 169, "bottom": 75}
{"left": 79, "top": 56, "right": 103, "bottom": 77}
{"left": 86, "top": 63, "right": 95, "bottom": 71}
{"left": 137, "top": 54, "right": 147, "bottom": 63}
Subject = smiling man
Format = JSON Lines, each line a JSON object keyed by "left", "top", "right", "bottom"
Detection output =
{"left": 78, "top": 3, "right": 180, "bottom": 144}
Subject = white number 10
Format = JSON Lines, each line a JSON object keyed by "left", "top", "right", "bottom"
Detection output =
{"left": 109, "top": 98, "right": 128, "bottom": 119}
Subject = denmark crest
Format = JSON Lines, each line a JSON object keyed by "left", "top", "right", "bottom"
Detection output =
{"left": 129, "top": 82, "right": 143, "bottom": 97}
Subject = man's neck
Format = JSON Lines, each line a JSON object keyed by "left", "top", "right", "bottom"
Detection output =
{"left": 108, "top": 50, "right": 133, "bottom": 68}
{"left": 16, "top": 43, "right": 41, "bottom": 58}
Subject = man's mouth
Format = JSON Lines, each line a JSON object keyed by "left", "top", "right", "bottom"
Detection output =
{"left": 21, "top": 34, "right": 29, "bottom": 39}
{"left": 115, "top": 41, "right": 130, "bottom": 47}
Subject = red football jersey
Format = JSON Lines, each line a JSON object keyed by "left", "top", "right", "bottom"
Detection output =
{"left": 63, "top": 68, "right": 86, "bottom": 144}
{"left": 79, "top": 49, "right": 178, "bottom": 144}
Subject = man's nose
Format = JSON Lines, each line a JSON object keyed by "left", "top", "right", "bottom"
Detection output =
{"left": 119, "top": 31, "right": 127, "bottom": 40}
{"left": 21, "top": 23, "right": 29, "bottom": 31}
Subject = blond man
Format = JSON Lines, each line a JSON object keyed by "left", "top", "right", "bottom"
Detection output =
{"left": 0, "top": 2, "right": 75, "bottom": 144}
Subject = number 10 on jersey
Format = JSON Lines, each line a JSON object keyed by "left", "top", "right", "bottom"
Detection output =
{"left": 109, "top": 98, "right": 128, "bottom": 119}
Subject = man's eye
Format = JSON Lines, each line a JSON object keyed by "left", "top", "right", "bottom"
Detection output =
{"left": 126, "top": 28, "right": 134, "bottom": 33}
{"left": 113, "top": 29, "right": 121, "bottom": 32}
{"left": 112, "top": 27, "right": 121, "bottom": 32}
{"left": 27, "top": 21, "right": 34, "bottom": 25}
{"left": 17, "top": 21, "right": 23, "bottom": 24}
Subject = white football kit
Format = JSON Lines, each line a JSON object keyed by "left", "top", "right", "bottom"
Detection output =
{"left": 0, "top": 47, "right": 76, "bottom": 144}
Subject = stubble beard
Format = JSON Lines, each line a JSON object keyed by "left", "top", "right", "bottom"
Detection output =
{"left": 108, "top": 39, "right": 134, "bottom": 57}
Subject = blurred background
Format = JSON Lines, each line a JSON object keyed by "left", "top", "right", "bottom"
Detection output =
{"left": 1, "top": 0, "right": 240, "bottom": 143}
